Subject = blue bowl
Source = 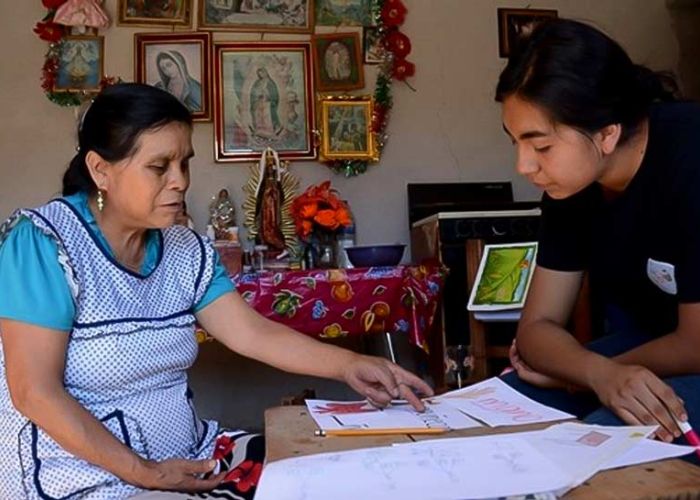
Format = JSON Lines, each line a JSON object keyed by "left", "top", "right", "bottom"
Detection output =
{"left": 345, "top": 244, "right": 406, "bottom": 267}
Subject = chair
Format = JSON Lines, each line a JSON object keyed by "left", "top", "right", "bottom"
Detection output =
{"left": 466, "top": 239, "right": 592, "bottom": 381}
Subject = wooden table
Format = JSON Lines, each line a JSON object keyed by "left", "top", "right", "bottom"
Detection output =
{"left": 265, "top": 406, "right": 700, "bottom": 499}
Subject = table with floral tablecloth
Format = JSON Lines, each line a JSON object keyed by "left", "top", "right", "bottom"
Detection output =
{"left": 229, "top": 264, "right": 447, "bottom": 353}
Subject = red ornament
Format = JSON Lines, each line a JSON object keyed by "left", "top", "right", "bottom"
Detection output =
{"left": 392, "top": 58, "right": 415, "bottom": 81}
{"left": 385, "top": 30, "right": 411, "bottom": 58}
{"left": 34, "top": 21, "right": 64, "bottom": 43}
{"left": 372, "top": 105, "right": 387, "bottom": 132}
{"left": 42, "top": 0, "right": 68, "bottom": 9}
{"left": 380, "top": 0, "right": 407, "bottom": 27}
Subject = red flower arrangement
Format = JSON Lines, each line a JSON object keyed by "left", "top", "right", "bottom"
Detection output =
{"left": 291, "top": 181, "right": 353, "bottom": 241}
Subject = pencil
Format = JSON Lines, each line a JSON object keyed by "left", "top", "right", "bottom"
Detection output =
{"left": 314, "top": 427, "right": 448, "bottom": 437}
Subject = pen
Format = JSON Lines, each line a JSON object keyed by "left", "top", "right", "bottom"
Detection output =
{"left": 672, "top": 415, "right": 700, "bottom": 459}
{"left": 314, "top": 427, "right": 448, "bottom": 437}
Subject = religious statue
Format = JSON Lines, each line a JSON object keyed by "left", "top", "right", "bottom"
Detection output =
{"left": 254, "top": 149, "right": 286, "bottom": 251}
{"left": 209, "top": 188, "right": 237, "bottom": 241}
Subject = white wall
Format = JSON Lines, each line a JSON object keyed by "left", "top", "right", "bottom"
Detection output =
{"left": 0, "top": 1, "right": 679, "bottom": 429}
{"left": 0, "top": 0, "right": 678, "bottom": 247}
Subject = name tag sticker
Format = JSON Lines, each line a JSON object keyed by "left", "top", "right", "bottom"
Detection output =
{"left": 646, "top": 258, "right": 677, "bottom": 295}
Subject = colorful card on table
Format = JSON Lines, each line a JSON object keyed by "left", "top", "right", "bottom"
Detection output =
{"left": 435, "top": 376, "right": 575, "bottom": 427}
{"left": 305, "top": 399, "right": 481, "bottom": 434}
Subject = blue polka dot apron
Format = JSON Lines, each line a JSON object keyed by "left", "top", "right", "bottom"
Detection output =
{"left": 0, "top": 199, "right": 221, "bottom": 499}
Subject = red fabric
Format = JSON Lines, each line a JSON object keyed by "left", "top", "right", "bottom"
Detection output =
{"left": 232, "top": 264, "right": 446, "bottom": 353}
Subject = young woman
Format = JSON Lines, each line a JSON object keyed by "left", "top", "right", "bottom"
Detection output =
{"left": 0, "top": 83, "right": 431, "bottom": 498}
{"left": 496, "top": 19, "right": 700, "bottom": 452}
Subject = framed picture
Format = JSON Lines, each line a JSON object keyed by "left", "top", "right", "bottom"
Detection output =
{"left": 315, "top": 0, "right": 372, "bottom": 26}
{"left": 497, "top": 8, "right": 557, "bottom": 58}
{"left": 467, "top": 242, "right": 538, "bottom": 311}
{"left": 318, "top": 95, "right": 378, "bottom": 161}
{"left": 213, "top": 42, "right": 315, "bottom": 162}
{"left": 312, "top": 32, "right": 364, "bottom": 91}
{"left": 198, "top": 0, "right": 314, "bottom": 33}
{"left": 134, "top": 32, "right": 212, "bottom": 121}
{"left": 363, "top": 27, "right": 385, "bottom": 64}
{"left": 54, "top": 35, "right": 104, "bottom": 93}
{"left": 118, "top": 0, "right": 192, "bottom": 27}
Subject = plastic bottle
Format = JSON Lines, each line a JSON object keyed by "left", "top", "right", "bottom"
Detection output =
{"left": 337, "top": 220, "right": 356, "bottom": 268}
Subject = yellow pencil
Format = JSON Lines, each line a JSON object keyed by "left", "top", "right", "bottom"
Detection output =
{"left": 314, "top": 427, "right": 448, "bottom": 437}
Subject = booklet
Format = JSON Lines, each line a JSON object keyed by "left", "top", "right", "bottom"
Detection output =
{"left": 467, "top": 242, "right": 537, "bottom": 312}
{"left": 435, "top": 376, "right": 574, "bottom": 427}
{"left": 305, "top": 398, "right": 481, "bottom": 434}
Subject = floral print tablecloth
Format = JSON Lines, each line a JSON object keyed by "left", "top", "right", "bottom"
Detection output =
{"left": 231, "top": 265, "right": 447, "bottom": 353}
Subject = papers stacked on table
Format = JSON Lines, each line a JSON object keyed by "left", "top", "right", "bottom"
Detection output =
{"left": 256, "top": 422, "right": 694, "bottom": 500}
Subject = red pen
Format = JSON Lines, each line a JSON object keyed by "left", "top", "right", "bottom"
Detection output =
{"left": 674, "top": 417, "right": 700, "bottom": 459}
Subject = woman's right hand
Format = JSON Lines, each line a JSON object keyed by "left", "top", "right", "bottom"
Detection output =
{"left": 132, "top": 458, "right": 225, "bottom": 492}
{"left": 589, "top": 361, "right": 686, "bottom": 442}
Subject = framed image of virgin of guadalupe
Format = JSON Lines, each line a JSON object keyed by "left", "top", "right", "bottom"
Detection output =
{"left": 213, "top": 42, "right": 316, "bottom": 162}
{"left": 135, "top": 32, "right": 212, "bottom": 121}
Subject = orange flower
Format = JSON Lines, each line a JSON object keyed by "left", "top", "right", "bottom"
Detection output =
{"left": 301, "top": 220, "right": 313, "bottom": 236}
{"left": 336, "top": 206, "right": 353, "bottom": 226}
{"left": 300, "top": 202, "right": 318, "bottom": 218}
{"left": 292, "top": 181, "right": 352, "bottom": 239}
{"left": 314, "top": 209, "right": 340, "bottom": 230}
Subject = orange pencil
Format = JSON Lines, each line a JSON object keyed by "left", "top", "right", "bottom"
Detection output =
{"left": 314, "top": 427, "right": 448, "bottom": 437}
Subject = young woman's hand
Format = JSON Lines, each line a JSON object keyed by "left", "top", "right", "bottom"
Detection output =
{"left": 341, "top": 354, "right": 434, "bottom": 411}
{"left": 131, "top": 458, "right": 226, "bottom": 492}
{"left": 508, "top": 339, "right": 567, "bottom": 389}
{"left": 590, "top": 362, "right": 686, "bottom": 442}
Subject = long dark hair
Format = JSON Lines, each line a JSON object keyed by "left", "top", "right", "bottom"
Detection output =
{"left": 495, "top": 18, "right": 678, "bottom": 145}
{"left": 62, "top": 83, "right": 192, "bottom": 196}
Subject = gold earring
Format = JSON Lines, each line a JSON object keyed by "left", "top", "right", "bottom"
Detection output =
{"left": 97, "top": 190, "right": 104, "bottom": 212}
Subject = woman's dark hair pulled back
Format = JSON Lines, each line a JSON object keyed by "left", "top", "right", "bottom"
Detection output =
{"left": 62, "top": 83, "right": 192, "bottom": 196}
{"left": 495, "top": 18, "right": 678, "bottom": 144}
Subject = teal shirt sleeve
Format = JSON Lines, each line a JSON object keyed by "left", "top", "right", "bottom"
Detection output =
{"left": 193, "top": 247, "right": 235, "bottom": 312}
{"left": 0, "top": 218, "right": 75, "bottom": 331}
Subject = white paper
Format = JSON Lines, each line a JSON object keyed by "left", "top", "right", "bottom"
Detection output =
{"left": 305, "top": 399, "right": 481, "bottom": 431}
{"left": 398, "top": 423, "right": 657, "bottom": 496}
{"left": 521, "top": 423, "right": 656, "bottom": 488}
{"left": 602, "top": 438, "right": 696, "bottom": 470}
{"left": 436, "top": 377, "right": 575, "bottom": 427}
{"left": 255, "top": 436, "right": 572, "bottom": 500}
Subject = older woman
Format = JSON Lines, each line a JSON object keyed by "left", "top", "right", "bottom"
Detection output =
{"left": 0, "top": 83, "right": 431, "bottom": 499}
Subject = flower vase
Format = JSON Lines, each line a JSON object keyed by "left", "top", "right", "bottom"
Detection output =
{"left": 316, "top": 241, "right": 336, "bottom": 269}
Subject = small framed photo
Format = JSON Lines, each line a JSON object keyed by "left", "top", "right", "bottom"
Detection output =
{"left": 312, "top": 32, "right": 364, "bottom": 91}
{"left": 467, "top": 242, "right": 538, "bottom": 311}
{"left": 213, "top": 42, "right": 315, "bottom": 162}
{"left": 318, "top": 95, "right": 378, "bottom": 161}
{"left": 363, "top": 27, "right": 385, "bottom": 64}
{"left": 497, "top": 8, "right": 557, "bottom": 58}
{"left": 198, "top": 0, "right": 314, "bottom": 33}
{"left": 134, "top": 32, "right": 212, "bottom": 121}
{"left": 315, "top": 0, "right": 372, "bottom": 26}
{"left": 118, "top": 0, "right": 192, "bottom": 27}
{"left": 54, "top": 35, "right": 104, "bottom": 93}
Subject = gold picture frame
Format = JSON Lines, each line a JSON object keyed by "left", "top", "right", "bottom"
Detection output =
{"left": 118, "top": 0, "right": 192, "bottom": 28}
{"left": 53, "top": 35, "right": 104, "bottom": 93}
{"left": 318, "top": 95, "right": 378, "bottom": 161}
{"left": 198, "top": 0, "right": 314, "bottom": 33}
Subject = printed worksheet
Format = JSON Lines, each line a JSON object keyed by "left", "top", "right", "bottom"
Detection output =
{"left": 255, "top": 435, "right": 571, "bottom": 500}
{"left": 435, "top": 377, "right": 575, "bottom": 427}
{"left": 305, "top": 399, "right": 481, "bottom": 431}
